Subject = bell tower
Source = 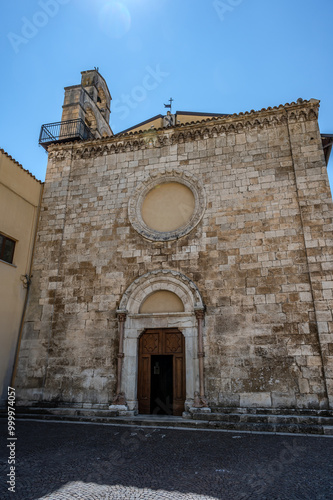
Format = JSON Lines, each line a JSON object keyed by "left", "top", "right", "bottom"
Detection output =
{"left": 39, "top": 69, "right": 113, "bottom": 149}
{"left": 61, "top": 69, "right": 113, "bottom": 138}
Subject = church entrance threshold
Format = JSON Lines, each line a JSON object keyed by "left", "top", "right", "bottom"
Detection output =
{"left": 138, "top": 329, "right": 185, "bottom": 416}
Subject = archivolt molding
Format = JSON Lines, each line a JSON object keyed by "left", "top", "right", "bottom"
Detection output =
{"left": 119, "top": 269, "right": 204, "bottom": 314}
{"left": 128, "top": 168, "right": 206, "bottom": 241}
{"left": 47, "top": 100, "right": 319, "bottom": 162}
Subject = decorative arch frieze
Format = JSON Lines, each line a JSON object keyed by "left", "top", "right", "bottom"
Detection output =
{"left": 47, "top": 100, "right": 320, "bottom": 162}
{"left": 48, "top": 149, "right": 73, "bottom": 162}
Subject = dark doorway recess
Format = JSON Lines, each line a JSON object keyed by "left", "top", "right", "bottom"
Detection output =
{"left": 150, "top": 355, "right": 173, "bottom": 415}
{"left": 137, "top": 328, "right": 186, "bottom": 416}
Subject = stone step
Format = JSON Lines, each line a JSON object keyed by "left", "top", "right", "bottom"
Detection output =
{"left": 193, "top": 412, "right": 333, "bottom": 425}
{"left": 5, "top": 412, "right": 122, "bottom": 424}
{"left": 16, "top": 404, "right": 111, "bottom": 411}
{"left": 0, "top": 407, "right": 118, "bottom": 418}
{"left": 1, "top": 409, "right": 332, "bottom": 435}
{"left": 2, "top": 406, "right": 332, "bottom": 417}
{"left": 210, "top": 407, "right": 333, "bottom": 417}
{"left": 32, "top": 407, "right": 120, "bottom": 418}
{"left": 0, "top": 407, "right": 119, "bottom": 418}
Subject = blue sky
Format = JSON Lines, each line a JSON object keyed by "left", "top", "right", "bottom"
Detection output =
{"left": 1, "top": 0, "right": 332, "bottom": 185}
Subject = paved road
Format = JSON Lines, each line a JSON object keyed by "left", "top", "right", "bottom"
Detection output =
{"left": 0, "top": 420, "right": 333, "bottom": 499}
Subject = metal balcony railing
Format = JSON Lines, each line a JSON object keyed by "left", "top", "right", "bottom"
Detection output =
{"left": 39, "top": 119, "right": 94, "bottom": 149}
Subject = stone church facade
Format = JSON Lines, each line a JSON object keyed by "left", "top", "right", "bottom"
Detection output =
{"left": 15, "top": 70, "right": 333, "bottom": 415}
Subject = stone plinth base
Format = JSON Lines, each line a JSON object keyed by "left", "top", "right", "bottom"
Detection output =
{"left": 109, "top": 404, "right": 136, "bottom": 417}
{"left": 189, "top": 406, "right": 211, "bottom": 415}
{"left": 182, "top": 411, "right": 192, "bottom": 419}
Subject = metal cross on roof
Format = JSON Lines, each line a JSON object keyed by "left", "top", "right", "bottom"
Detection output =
{"left": 164, "top": 98, "right": 174, "bottom": 113}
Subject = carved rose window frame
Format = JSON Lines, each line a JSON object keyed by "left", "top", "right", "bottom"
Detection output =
{"left": 128, "top": 169, "right": 206, "bottom": 241}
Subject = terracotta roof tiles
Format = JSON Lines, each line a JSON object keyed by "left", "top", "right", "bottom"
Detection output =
{"left": 0, "top": 148, "right": 43, "bottom": 184}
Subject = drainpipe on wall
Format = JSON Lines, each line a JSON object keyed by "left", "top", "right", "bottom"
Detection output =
{"left": 10, "top": 183, "right": 44, "bottom": 388}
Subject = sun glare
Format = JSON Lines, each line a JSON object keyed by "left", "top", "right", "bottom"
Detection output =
{"left": 98, "top": 1, "right": 131, "bottom": 39}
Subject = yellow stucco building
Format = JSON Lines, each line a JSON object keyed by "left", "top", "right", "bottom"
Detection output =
{"left": 0, "top": 149, "right": 43, "bottom": 404}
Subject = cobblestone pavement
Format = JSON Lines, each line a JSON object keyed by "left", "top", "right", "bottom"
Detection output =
{"left": 1, "top": 420, "right": 333, "bottom": 500}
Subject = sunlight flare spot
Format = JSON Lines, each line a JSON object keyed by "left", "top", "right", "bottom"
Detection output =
{"left": 98, "top": 1, "right": 131, "bottom": 39}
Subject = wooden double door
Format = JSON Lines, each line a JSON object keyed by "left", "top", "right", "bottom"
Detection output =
{"left": 138, "top": 329, "right": 186, "bottom": 416}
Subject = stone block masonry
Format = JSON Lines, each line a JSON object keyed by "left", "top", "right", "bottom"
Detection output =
{"left": 15, "top": 98, "right": 333, "bottom": 411}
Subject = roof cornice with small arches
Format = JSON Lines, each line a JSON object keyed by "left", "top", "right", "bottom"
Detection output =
{"left": 47, "top": 99, "right": 320, "bottom": 162}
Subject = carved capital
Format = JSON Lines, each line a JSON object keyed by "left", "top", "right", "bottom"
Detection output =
{"left": 117, "top": 353, "right": 125, "bottom": 359}
{"left": 198, "top": 352, "right": 205, "bottom": 358}
{"left": 195, "top": 308, "right": 205, "bottom": 321}
{"left": 117, "top": 310, "right": 127, "bottom": 323}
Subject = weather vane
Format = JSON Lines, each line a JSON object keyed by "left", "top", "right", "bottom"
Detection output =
{"left": 164, "top": 97, "right": 174, "bottom": 113}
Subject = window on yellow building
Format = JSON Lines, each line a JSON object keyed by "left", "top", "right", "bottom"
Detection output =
{"left": 0, "top": 234, "right": 16, "bottom": 264}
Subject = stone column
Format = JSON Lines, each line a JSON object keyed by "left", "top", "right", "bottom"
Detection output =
{"left": 193, "top": 308, "right": 209, "bottom": 408}
{"left": 111, "top": 310, "right": 127, "bottom": 406}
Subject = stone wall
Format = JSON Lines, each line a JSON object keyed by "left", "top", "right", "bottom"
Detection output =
{"left": 15, "top": 99, "right": 333, "bottom": 409}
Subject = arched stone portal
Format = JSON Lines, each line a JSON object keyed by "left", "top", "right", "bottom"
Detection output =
{"left": 114, "top": 270, "right": 205, "bottom": 413}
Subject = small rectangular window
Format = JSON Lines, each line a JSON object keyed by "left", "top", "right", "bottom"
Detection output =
{"left": 0, "top": 234, "right": 16, "bottom": 264}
